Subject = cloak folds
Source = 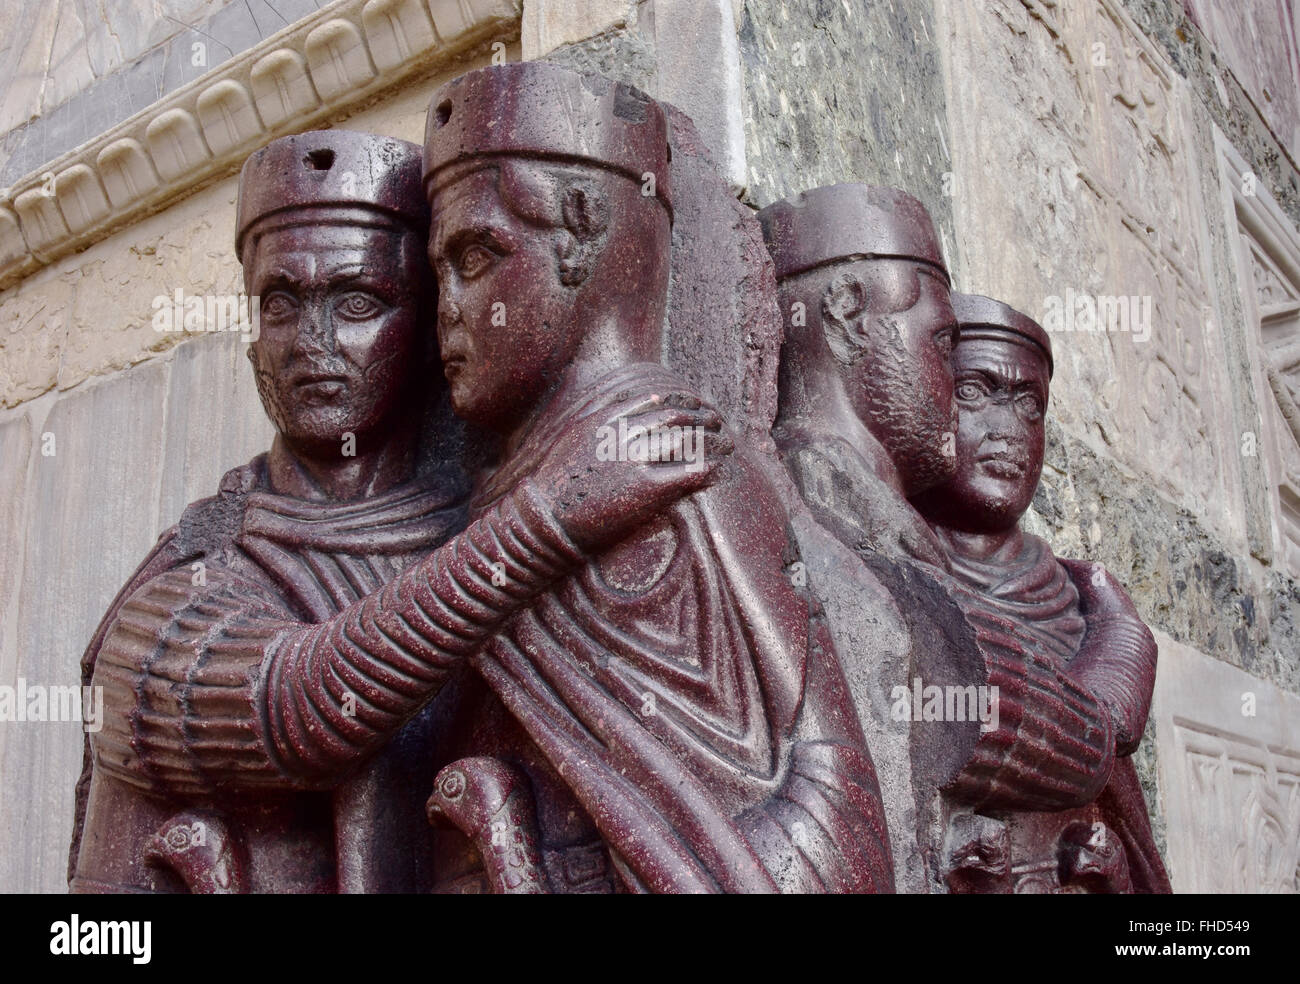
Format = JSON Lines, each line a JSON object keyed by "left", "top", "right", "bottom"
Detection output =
{"left": 469, "top": 364, "right": 894, "bottom": 893}
{"left": 937, "top": 532, "right": 1171, "bottom": 893}
{"left": 775, "top": 424, "right": 951, "bottom": 569}
{"left": 942, "top": 532, "right": 1086, "bottom": 663}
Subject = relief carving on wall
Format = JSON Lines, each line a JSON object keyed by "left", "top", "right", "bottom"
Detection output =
{"left": 945, "top": 0, "right": 1239, "bottom": 535}
{"left": 1180, "top": 723, "right": 1300, "bottom": 892}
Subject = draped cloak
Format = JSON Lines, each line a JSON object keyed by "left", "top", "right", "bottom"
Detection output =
{"left": 461, "top": 364, "right": 894, "bottom": 893}
{"left": 938, "top": 531, "right": 1171, "bottom": 894}
{"left": 774, "top": 423, "right": 950, "bottom": 569}
{"left": 70, "top": 456, "right": 468, "bottom": 892}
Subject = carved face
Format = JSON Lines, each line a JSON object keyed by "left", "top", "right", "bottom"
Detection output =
{"left": 916, "top": 335, "right": 1049, "bottom": 532}
{"left": 836, "top": 260, "right": 959, "bottom": 496}
{"left": 428, "top": 168, "right": 585, "bottom": 431}
{"left": 244, "top": 223, "right": 424, "bottom": 452}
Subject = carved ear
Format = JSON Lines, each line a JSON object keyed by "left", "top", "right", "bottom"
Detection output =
{"left": 556, "top": 180, "right": 610, "bottom": 287}
{"left": 823, "top": 272, "right": 868, "bottom": 323}
{"left": 821, "top": 271, "right": 871, "bottom": 364}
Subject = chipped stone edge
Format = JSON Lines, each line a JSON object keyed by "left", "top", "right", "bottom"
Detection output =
{"left": 0, "top": 0, "right": 523, "bottom": 292}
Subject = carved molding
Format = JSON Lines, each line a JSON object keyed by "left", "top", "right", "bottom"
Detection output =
{"left": 0, "top": 0, "right": 522, "bottom": 292}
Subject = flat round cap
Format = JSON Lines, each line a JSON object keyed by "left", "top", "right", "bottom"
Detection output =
{"left": 422, "top": 62, "right": 672, "bottom": 219}
{"left": 952, "top": 292, "right": 1053, "bottom": 377}
{"left": 236, "top": 130, "right": 427, "bottom": 262}
{"left": 757, "top": 183, "right": 948, "bottom": 281}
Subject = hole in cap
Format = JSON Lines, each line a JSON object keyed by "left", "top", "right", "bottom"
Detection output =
{"left": 612, "top": 84, "right": 649, "bottom": 123}
{"left": 303, "top": 149, "right": 335, "bottom": 171}
{"left": 435, "top": 100, "right": 453, "bottom": 128}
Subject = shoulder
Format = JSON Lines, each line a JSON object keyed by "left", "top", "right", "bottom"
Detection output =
{"left": 1056, "top": 553, "right": 1143, "bottom": 619}
{"left": 82, "top": 455, "right": 267, "bottom": 677}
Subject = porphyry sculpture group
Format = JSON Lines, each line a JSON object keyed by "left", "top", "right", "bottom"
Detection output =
{"left": 68, "top": 61, "right": 1169, "bottom": 894}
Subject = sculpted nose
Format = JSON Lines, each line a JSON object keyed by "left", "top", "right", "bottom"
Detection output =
{"left": 979, "top": 399, "right": 1018, "bottom": 439}
{"left": 990, "top": 407, "right": 1028, "bottom": 444}
{"left": 294, "top": 300, "right": 336, "bottom": 356}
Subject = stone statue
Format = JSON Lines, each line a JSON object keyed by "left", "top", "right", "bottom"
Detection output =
{"left": 758, "top": 183, "right": 979, "bottom": 889}
{"left": 70, "top": 63, "right": 895, "bottom": 894}
{"left": 70, "top": 130, "right": 465, "bottom": 892}
{"left": 911, "top": 293, "right": 1171, "bottom": 893}
{"left": 416, "top": 62, "right": 892, "bottom": 893}
{"left": 757, "top": 183, "right": 960, "bottom": 569}
{"left": 758, "top": 184, "right": 1168, "bottom": 893}
{"left": 69, "top": 128, "right": 724, "bottom": 893}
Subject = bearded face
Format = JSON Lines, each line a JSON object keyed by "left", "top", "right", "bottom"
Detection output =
{"left": 827, "top": 259, "right": 959, "bottom": 496}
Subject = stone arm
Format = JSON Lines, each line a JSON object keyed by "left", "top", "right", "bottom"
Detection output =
{"left": 1057, "top": 558, "right": 1158, "bottom": 757}
{"left": 940, "top": 560, "right": 1156, "bottom": 812}
{"left": 940, "top": 619, "right": 1118, "bottom": 813}
{"left": 91, "top": 479, "right": 583, "bottom": 796}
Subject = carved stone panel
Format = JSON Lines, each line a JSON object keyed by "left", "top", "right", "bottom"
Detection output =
{"left": 1152, "top": 630, "right": 1300, "bottom": 892}
{"left": 1184, "top": 0, "right": 1300, "bottom": 163}
{"left": 1221, "top": 133, "right": 1300, "bottom": 577}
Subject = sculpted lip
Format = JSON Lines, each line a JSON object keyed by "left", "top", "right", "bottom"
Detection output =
{"left": 976, "top": 452, "right": 1027, "bottom": 478}
{"left": 292, "top": 368, "right": 347, "bottom": 386}
{"left": 292, "top": 368, "right": 348, "bottom": 399}
{"left": 441, "top": 342, "right": 470, "bottom": 374}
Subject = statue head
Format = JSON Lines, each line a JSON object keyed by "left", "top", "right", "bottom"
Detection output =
{"left": 236, "top": 130, "right": 435, "bottom": 457}
{"left": 911, "top": 294, "right": 1053, "bottom": 534}
{"left": 759, "top": 184, "right": 959, "bottom": 496}
{"left": 421, "top": 62, "right": 674, "bottom": 432}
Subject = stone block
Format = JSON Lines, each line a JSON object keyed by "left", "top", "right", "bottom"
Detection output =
{"left": 0, "top": 411, "right": 32, "bottom": 686}
{"left": 1, "top": 360, "right": 168, "bottom": 893}
{"left": 0, "top": 271, "right": 71, "bottom": 408}
{"left": 655, "top": 0, "right": 746, "bottom": 193}
{"left": 521, "top": 0, "right": 630, "bottom": 60}
{"left": 1151, "top": 630, "right": 1300, "bottom": 892}
{"left": 157, "top": 334, "right": 274, "bottom": 530}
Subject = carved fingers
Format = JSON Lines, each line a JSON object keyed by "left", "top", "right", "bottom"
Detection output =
{"left": 543, "top": 394, "right": 735, "bottom": 553}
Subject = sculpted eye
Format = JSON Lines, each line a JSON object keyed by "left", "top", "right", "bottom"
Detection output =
{"left": 955, "top": 380, "right": 985, "bottom": 402}
{"left": 261, "top": 292, "right": 297, "bottom": 320}
{"left": 335, "top": 291, "right": 384, "bottom": 320}
{"left": 457, "top": 244, "right": 496, "bottom": 279}
{"left": 1017, "top": 393, "right": 1044, "bottom": 418}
